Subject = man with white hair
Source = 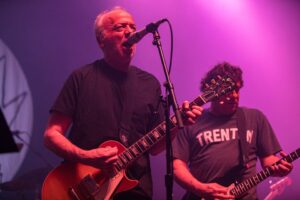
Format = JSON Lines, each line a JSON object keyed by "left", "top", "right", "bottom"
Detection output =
{"left": 44, "top": 7, "right": 202, "bottom": 199}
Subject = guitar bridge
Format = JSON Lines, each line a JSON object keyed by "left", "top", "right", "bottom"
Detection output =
{"left": 69, "top": 174, "right": 101, "bottom": 200}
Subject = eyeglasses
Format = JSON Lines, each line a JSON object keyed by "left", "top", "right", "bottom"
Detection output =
{"left": 112, "top": 23, "right": 137, "bottom": 32}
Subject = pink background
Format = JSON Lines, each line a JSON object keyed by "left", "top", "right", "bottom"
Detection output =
{"left": 0, "top": 0, "right": 299, "bottom": 198}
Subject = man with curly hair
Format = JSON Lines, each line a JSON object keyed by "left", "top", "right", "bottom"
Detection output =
{"left": 172, "top": 62, "right": 293, "bottom": 200}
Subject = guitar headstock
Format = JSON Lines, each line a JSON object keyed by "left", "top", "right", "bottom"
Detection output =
{"left": 201, "top": 75, "right": 236, "bottom": 103}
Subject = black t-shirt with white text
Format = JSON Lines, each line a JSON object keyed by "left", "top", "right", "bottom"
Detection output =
{"left": 173, "top": 107, "right": 281, "bottom": 200}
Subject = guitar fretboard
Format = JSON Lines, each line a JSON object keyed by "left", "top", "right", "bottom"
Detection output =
{"left": 114, "top": 80, "right": 234, "bottom": 172}
{"left": 230, "top": 148, "right": 300, "bottom": 197}
{"left": 114, "top": 96, "right": 206, "bottom": 172}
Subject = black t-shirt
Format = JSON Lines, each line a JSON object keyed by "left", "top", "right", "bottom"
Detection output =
{"left": 51, "top": 59, "right": 164, "bottom": 199}
{"left": 173, "top": 107, "right": 281, "bottom": 200}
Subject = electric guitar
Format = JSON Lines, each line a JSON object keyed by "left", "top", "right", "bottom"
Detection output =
{"left": 229, "top": 148, "right": 299, "bottom": 198}
{"left": 264, "top": 176, "right": 292, "bottom": 200}
{"left": 41, "top": 76, "right": 236, "bottom": 200}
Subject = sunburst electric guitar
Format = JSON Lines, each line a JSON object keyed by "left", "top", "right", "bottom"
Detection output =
{"left": 42, "top": 76, "right": 236, "bottom": 200}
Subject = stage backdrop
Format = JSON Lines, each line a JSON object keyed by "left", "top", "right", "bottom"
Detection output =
{"left": 0, "top": 0, "right": 299, "bottom": 199}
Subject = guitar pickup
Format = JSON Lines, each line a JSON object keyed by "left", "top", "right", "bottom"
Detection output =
{"left": 76, "top": 174, "right": 101, "bottom": 200}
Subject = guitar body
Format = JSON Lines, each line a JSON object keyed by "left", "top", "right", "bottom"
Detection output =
{"left": 42, "top": 140, "right": 138, "bottom": 200}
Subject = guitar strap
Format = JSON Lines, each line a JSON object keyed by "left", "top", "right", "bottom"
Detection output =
{"left": 236, "top": 107, "right": 250, "bottom": 168}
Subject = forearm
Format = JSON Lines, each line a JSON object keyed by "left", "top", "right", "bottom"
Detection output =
{"left": 44, "top": 112, "right": 118, "bottom": 169}
{"left": 43, "top": 112, "right": 96, "bottom": 164}
{"left": 173, "top": 159, "right": 204, "bottom": 196}
{"left": 174, "top": 159, "right": 235, "bottom": 199}
{"left": 44, "top": 129, "right": 90, "bottom": 163}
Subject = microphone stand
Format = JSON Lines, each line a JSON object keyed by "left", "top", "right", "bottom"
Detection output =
{"left": 151, "top": 29, "right": 184, "bottom": 200}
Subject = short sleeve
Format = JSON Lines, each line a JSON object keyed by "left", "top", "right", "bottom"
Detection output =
{"left": 50, "top": 71, "right": 80, "bottom": 118}
{"left": 256, "top": 110, "right": 281, "bottom": 158}
{"left": 172, "top": 127, "right": 191, "bottom": 162}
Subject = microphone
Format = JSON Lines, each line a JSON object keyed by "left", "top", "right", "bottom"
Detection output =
{"left": 123, "top": 18, "right": 167, "bottom": 47}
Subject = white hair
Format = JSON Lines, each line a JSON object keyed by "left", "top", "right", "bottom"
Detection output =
{"left": 94, "top": 6, "right": 131, "bottom": 44}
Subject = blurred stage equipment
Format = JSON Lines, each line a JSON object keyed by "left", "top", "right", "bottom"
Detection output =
{"left": 0, "top": 108, "right": 19, "bottom": 154}
{"left": 264, "top": 176, "right": 292, "bottom": 200}
{"left": 0, "top": 38, "right": 34, "bottom": 185}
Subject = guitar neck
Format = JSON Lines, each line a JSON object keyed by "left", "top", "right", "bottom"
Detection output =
{"left": 230, "top": 148, "right": 300, "bottom": 197}
{"left": 114, "top": 93, "right": 213, "bottom": 171}
{"left": 113, "top": 76, "right": 236, "bottom": 172}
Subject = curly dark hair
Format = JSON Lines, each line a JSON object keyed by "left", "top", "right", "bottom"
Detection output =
{"left": 200, "top": 62, "right": 243, "bottom": 92}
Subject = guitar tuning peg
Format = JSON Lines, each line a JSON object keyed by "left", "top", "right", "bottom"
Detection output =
{"left": 226, "top": 78, "right": 235, "bottom": 86}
